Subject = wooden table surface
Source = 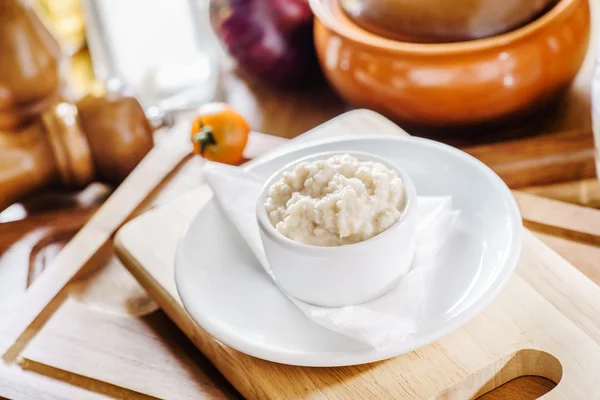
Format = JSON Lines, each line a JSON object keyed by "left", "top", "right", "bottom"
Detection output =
{"left": 1, "top": 10, "right": 600, "bottom": 397}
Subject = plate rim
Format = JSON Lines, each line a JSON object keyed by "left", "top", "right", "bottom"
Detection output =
{"left": 175, "top": 135, "right": 523, "bottom": 366}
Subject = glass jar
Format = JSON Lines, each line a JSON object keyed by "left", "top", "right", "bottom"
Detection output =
{"left": 82, "top": 0, "right": 220, "bottom": 109}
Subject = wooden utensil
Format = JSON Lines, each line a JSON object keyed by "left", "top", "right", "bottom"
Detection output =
{"left": 111, "top": 110, "right": 600, "bottom": 399}
{"left": 340, "top": 0, "right": 555, "bottom": 43}
{"left": 0, "top": 0, "right": 66, "bottom": 131}
{"left": 0, "top": 94, "right": 154, "bottom": 211}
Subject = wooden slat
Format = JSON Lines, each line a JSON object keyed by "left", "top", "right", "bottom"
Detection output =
{"left": 514, "top": 191, "right": 600, "bottom": 246}
{"left": 464, "top": 129, "right": 596, "bottom": 189}
{"left": 523, "top": 179, "right": 600, "bottom": 209}
{"left": 535, "top": 232, "right": 600, "bottom": 286}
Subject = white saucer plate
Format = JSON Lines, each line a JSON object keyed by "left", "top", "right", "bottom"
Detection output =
{"left": 175, "top": 136, "right": 522, "bottom": 366}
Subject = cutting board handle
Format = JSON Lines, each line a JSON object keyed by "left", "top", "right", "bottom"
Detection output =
{"left": 434, "top": 349, "right": 562, "bottom": 399}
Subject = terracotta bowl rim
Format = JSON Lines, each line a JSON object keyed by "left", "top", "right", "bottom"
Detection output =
{"left": 309, "top": 0, "right": 584, "bottom": 54}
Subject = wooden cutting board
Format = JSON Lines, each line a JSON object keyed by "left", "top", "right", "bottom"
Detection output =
{"left": 112, "top": 110, "right": 600, "bottom": 399}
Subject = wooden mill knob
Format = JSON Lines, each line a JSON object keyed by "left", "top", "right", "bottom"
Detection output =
{"left": 0, "top": 0, "right": 65, "bottom": 131}
{"left": 0, "top": 94, "right": 154, "bottom": 211}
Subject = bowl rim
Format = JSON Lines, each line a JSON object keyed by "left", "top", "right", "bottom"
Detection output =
{"left": 309, "top": 0, "right": 583, "bottom": 54}
{"left": 255, "top": 150, "right": 418, "bottom": 252}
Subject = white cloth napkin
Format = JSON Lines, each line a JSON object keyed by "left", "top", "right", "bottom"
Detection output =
{"left": 204, "top": 162, "right": 459, "bottom": 350}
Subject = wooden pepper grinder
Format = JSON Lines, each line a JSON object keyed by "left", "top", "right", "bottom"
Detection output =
{"left": 0, "top": 0, "right": 66, "bottom": 131}
{"left": 0, "top": 94, "right": 154, "bottom": 211}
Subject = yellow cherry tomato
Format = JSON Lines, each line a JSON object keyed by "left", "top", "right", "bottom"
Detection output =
{"left": 190, "top": 102, "right": 250, "bottom": 165}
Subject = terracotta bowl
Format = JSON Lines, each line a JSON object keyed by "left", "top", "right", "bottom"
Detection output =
{"left": 339, "top": 0, "right": 556, "bottom": 43}
{"left": 311, "top": 0, "right": 590, "bottom": 127}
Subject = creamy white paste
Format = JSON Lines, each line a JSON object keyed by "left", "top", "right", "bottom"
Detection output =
{"left": 265, "top": 154, "right": 406, "bottom": 246}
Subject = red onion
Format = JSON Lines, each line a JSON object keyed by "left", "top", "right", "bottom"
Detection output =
{"left": 210, "top": 0, "right": 319, "bottom": 85}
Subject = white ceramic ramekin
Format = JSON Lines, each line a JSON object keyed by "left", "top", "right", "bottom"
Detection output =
{"left": 256, "top": 151, "right": 418, "bottom": 307}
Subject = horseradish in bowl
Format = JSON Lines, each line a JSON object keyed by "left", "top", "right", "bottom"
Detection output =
{"left": 256, "top": 151, "right": 418, "bottom": 307}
